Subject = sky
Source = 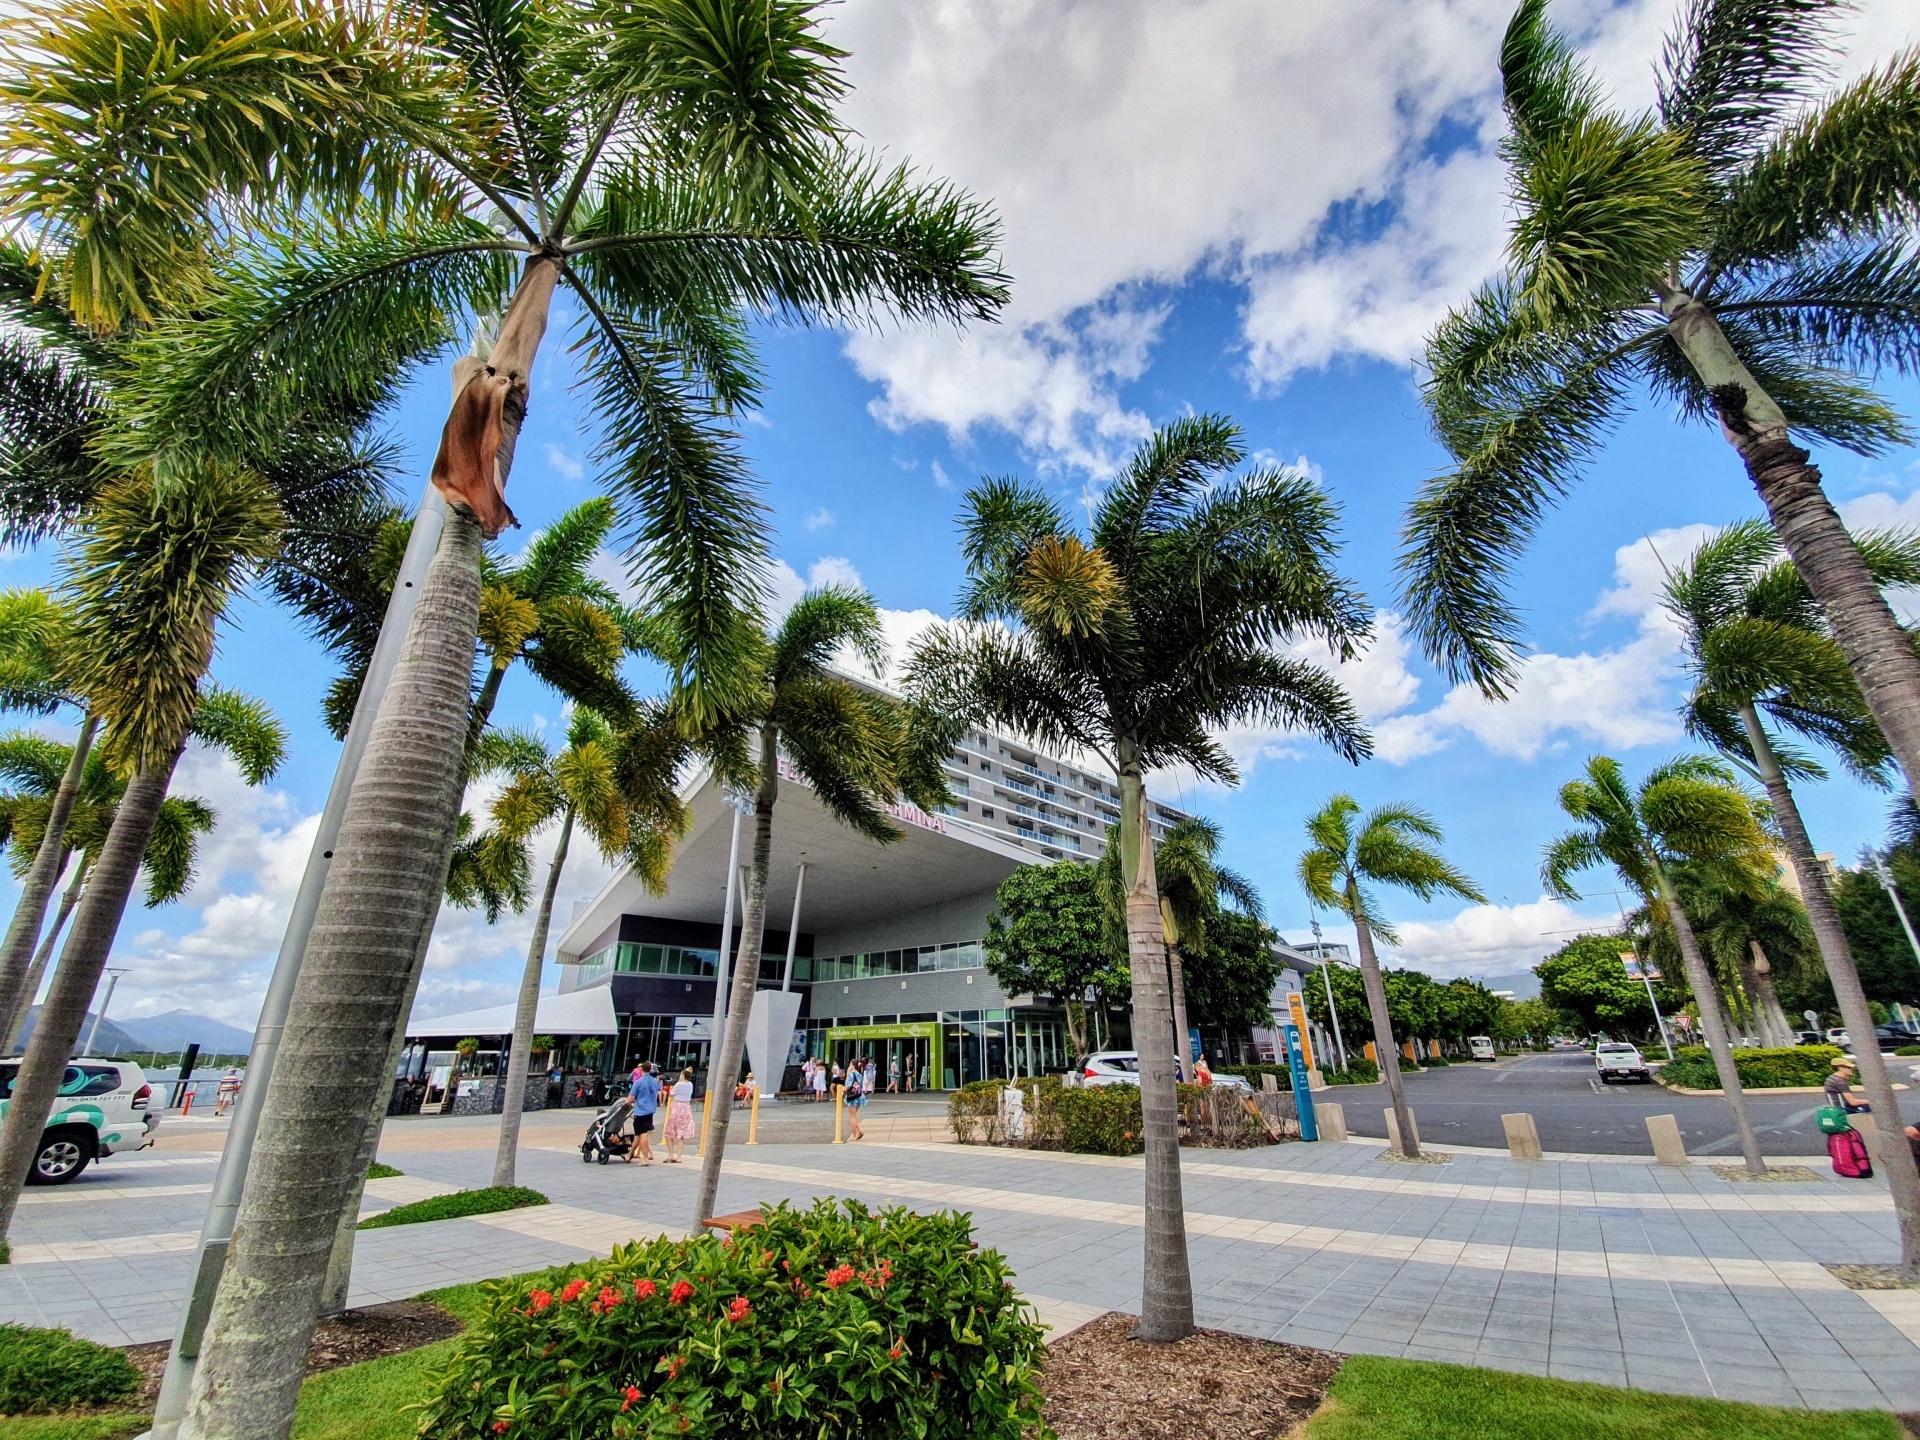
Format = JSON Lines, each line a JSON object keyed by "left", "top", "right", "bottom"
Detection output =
{"left": 6, "top": 0, "right": 1920, "bottom": 1028}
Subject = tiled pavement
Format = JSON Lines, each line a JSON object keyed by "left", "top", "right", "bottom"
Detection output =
{"left": 4, "top": 1108, "right": 1920, "bottom": 1410}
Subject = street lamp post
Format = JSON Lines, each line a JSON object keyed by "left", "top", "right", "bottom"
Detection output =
{"left": 1874, "top": 858, "right": 1920, "bottom": 970}
{"left": 1311, "top": 918, "right": 1348, "bottom": 1072}
{"left": 80, "top": 968, "right": 127, "bottom": 1056}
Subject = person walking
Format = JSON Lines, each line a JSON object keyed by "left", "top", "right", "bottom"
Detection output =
{"left": 662, "top": 1067, "right": 695, "bottom": 1163}
{"left": 866, "top": 1057, "right": 879, "bottom": 1097}
{"left": 844, "top": 1061, "right": 866, "bottom": 1141}
{"left": 1827, "top": 1056, "right": 1870, "bottom": 1114}
{"left": 812, "top": 1057, "right": 828, "bottom": 1103}
{"left": 629, "top": 1062, "right": 660, "bottom": 1164}
{"left": 801, "top": 1056, "right": 814, "bottom": 1098}
{"left": 887, "top": 1053, "right": 899, "bottom": 1094}
{"left": 214, "top": 1069, "right": 241, "bottom": 1117}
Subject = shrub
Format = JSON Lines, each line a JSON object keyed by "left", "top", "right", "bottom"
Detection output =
{"left": 1423, "top": 1056, "right": 1451, "bottom": 1068}
{"left": 358, "top": 1186, "right": 547, "bottom": 1230}
{"left": 413, "top": 1199, "right": 1049, "bottom": 1440}
{"left": 1324, "top": 1058, "right": 1379, "bottom": 1085}
{"left": 1899, "top": 1045, "right": 1920, "bottom": 1057}
{"left": 948, "top": 1077, "right": 1065, "bottom": 1147}
{"left": 1657, "top": 1044, "right": 1842, "bottom": 1090}
{"left": 367, "top": 1162, "right": 404, "bottom": 1180}
{"left": 1055, "top": 1083, "right": 1143, "bottom": 1155}
{"left": 0, "top": 1325, "right": 142, "bottom": 1412}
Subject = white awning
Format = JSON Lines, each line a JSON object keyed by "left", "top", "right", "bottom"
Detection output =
{"left": 406, "top": 984, "right": 618, "bottom": 1040}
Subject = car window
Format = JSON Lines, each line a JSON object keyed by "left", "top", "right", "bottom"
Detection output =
{"left": 66, "top": 1065, "right": 122, "bottom": 1097}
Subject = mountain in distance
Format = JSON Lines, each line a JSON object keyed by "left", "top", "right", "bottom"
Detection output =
{"left": 113, "top": 1009, "right": 254, "bottom": 1055}
{"left": 12, "top": 1008, "right": 145, "bottom": 1057}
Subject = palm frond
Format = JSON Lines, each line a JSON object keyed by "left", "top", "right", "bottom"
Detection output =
{"left": 0, "top": 330, "right": 106, "bottom": 545}
{"left": 956, "top": 477, "right": 1071, "bottom": 623}
{"left": 772, "top": 586, "right": 883, "bottom": 682}
{"left": 1714, "top": 240, "right": 1920, "bottom": 377}
{"left": 774, "top": 674, "right": 899, "bottom": 844}
{"left": 189, "top": 686, "right": 287, "bottom": 784}
{"left": 1090, "top": 414, "right": 1244, "bottom": 573}
{"left": 902, "top": 623, "right": 1109, "bottom": 769}
{"left": 1499, "top": 0, "right": 1602, "bottom": 164}
{"left": 0, "top": 733, "right": 69, "bottom": 794}
{"left": 1659, "top": 0, "right": 1844, "bottom": 176}
{"left": 507, "top": 497, "right": 619, "bottom": 599}
{"left": 142, "top": 793, "right": 215, "bottom": 905}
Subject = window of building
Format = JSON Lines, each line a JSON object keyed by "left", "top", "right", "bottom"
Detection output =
{"left": 981, "top": 807, "right": 994, "bottom": 819}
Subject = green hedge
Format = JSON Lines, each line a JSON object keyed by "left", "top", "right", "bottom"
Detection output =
{"left": 1325, "top": 1058, "right": 1379, "bottom": 1085}
{"left": 414, "top": 1198, "right": 1048, "bottom": 1440}
{"left": 1658, "top": 1044, "right": 1842, "bottom": 1090}
{"left": 0, "top": 1325, "right": 142, "bottom": 1412}
{"left": 1055, "top": 1084, "right": 1144, "bottom": 1155}
{"left": 357, "top": 1186, "right": 547, "bottom": 1230}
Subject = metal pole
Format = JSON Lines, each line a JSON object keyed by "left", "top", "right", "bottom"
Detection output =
{"left": 146, "top": 484, "right": 448, "bottom": 1438}
{"left": 781, "top": 863, "right": 807, "bottom": 992}
{"left": 81, "top": 969, "right": 126, "bottom": 1056}
{"left": 709, "top": 799, "right": 745, "bottom": 1077}
{"left": 1875, "top": 858, "right": 1920, "bottom": 969}
{"left": 1642, "top": 972, "right": 1674, "bottom": 1060}
{"left": 1311, "top": 918, "right": 1347, "bottom": 1072}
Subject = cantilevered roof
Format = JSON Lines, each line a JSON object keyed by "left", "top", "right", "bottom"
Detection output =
{"left": 555, "top": 765, "right": 1034, "bottom": 963}
{"left": 407, "top": 983, "right": 618, "bottom": 1038}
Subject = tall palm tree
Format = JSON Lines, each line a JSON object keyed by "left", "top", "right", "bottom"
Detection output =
{"left": 1544, "top": 755, "right": 1776, "bottom": 1176}
{"left": 1663, "top": 520, "right": 1920, "bottom": 1267}
{"left": 692, "top": 586, "right": 937, "bottom": 1223}
{"left": 1399, "top": 0, "right": 1920, "bottom": 793}
{"left": 1646, "top": 864, "right": 1815, "bottom": 1047}
{"left": 905, "top": 415, "right": 1370, "bottom": 1343}
{"left": 1298, "top": 796, "right": 1484, "bottom": 1159}
{"left": 0, "top": 469, "right": 282, "bottom": 1242}
{"left": 476, "top": 710, "right": 685, "bottom": 1187}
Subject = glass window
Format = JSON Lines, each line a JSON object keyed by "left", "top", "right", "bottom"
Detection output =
{"left": 791, "top": 956, "right": 812, "bottom": 983}
{"left": 637, "top": 945, "right": 663, "bottom": 973}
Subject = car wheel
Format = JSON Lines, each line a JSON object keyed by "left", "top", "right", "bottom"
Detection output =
{"left": 1598, "top": 1074, "right": 1611, "bottom": 1084}
{"left": 27, "top": 1130, "right": 91, "bottom": 1186}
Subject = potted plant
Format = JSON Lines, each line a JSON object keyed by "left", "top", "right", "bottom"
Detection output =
{"left": 455, "top": 1038, "right": 481, "bottom": 1076}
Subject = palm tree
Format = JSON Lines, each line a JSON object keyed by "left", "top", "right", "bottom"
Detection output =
{"left": 1544, "top": 755, "right": 1776, "bottom": 1176}
{"left": 905, "top": 415, "right": 1370, "bottom": 1343}
{"left": 1298, "top": 796, "right": 1484, "bottom": 1159}
{"left": 1399, "top": 0, "right": 1920, "bottom": 794}
{"left": 476, "top": 710, "right": 685, "bottom": 1187}
{"left": 1663, "top": 522, "right": 1920, "bottom": 1269}
{"left": 0, "top": 469, "right": 282, "bottom": 1242}
{"left": 1646, "top": 864, "right": 1815, "bottom": 1047}
{"left": 1095, "top": 815, "right": 1262, "bottom": 1074}
{"left": 692, "top": 586, "right": 937, "bottom": 1224}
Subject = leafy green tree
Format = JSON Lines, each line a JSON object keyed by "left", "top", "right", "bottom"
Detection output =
{"left": 1401, "top": 0, "right": 1920, "bottom": 801}
{"left": 1182, "top": 910, "right": 1281, "bottom": 1034}
{"left": 907, "top": 415, "right": 1369, "bottom": 1341}
{"left": 983, "top": 861, "right": 1126, "bottom": 1063}
{"left": 1301, "top": 960, "right": 1369, "bottom": 1055}
{"left": 1494, "top": 997, "right": 1562, "bottom": 1045}
{"left": 693, "top": 587, "right": 940, "bottom": 1226}
{"left": 1299, "top": 795, "right": 1484, "bottom": 1158}
{"left": 1644, "top": 864, "right": 1817, "bottom": 1046}
{"left": 1537, "top": 933, "right": 1657, "bottom": 1037}
{"left": 1544, "top": 755, "right": 1776, "bottom": 1176}
{"left": 1831, "top": 858, "right": 1920, "bottom": 1007}
{"left": 1436, "top": 978, "right": 1503, "bottom": 1044}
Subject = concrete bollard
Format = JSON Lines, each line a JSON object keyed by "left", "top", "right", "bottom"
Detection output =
{"left": 1307, "top": 1067, "right": 1327, "bottom": 1092}
{"left": 1261, "top": 1073, "right": 1279, "bottom": 1094}
{"left": 1646, "top": 1113, "right": 1687, "bottom": 1165}
{"left": 1501, "top": 1112, "right": 1544, "bottom": 1160}
{"left": 1317, "top": 1101, "right": 1348, "bottom": 1142}
{"left": 1383, "top": 1106, "right": 1420, "bottom": 1153}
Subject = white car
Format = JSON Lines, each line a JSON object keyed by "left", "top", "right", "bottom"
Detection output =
{"left": 1080, "top": 1052, "right": 1253, "bottom": 1092}
{"left": 1594, "top": 1042, "right": 1652, "bottom": 1084}
{"left": 1468, "top": 1036, "right": 1496, "bottom": 1061}
{"left": 1827, "top": 1028, "right": 1851, "bottom": 1049}
{"left": 0, "top": 1059, "right": 157, "bottom": 1184}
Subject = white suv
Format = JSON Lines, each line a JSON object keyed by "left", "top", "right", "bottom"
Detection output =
{"left": 1594, "top": 1043, "right": 1651, "bottom": 1084}
{"left": 0, "top": 1059, "right": 158, "bottom": 1184}
{"left": 1080, "top": 1052, "right": 1253, "bottom": 1092}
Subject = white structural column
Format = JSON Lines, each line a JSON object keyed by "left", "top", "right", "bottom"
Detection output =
{"left": 710, "top": 801, "right": 745, "bottom": 1067}
{"left": 781, "top": 863, "right": 807, "bottom": 991}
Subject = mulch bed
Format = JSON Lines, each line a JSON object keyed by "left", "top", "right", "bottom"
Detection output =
{"left": 1041, "top": 1312, "right": 1342, "bottom": 1440}
{"left": 121, "top": 1300, "right": 464, "bottom": 1406}
{"left": 1826, "top": 1262, "right": 1920, "bottom": 1290}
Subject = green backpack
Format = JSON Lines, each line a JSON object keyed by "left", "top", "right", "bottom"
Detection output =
{"left": 1816, "top": 1106, "right": 1853, "bottom": 1135}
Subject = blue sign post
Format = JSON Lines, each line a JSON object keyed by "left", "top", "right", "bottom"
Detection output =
{"left": 1285, "top": 1023, "right": 1318, "bottom": 1141}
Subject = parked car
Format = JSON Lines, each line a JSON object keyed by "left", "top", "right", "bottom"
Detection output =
{"left": 0, "top": 1059, "right": 156, "bottom": 1184}
{"left": 1875, "top": 1024, "right": 1920, "bottom": 1048}
{"left": 1468, "top": 1036, "right": 1496, "bottom": 1061}
{"left": 1080, "top": 1052, "right": 1253, "bottom": 1093}
{"left": 1594, "top": 1042, "right": 1652, "bottom": 1083}
{"left": 1827, "top": 1028, "right": 1851, "bottom": 1049}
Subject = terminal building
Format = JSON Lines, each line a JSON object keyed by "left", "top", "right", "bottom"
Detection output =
{"left": 545, "top": 723, "right": 1192, "bottom": 1091}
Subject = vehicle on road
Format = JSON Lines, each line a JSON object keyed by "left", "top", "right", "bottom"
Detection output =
{"left": 1468, "top": 1036, "right": 1496, "bottom": 1061}
{"left": 1081, "top": 1052, "right": 1254, "bottom": 1093}
{"left": 1594, "top": 1043, "right": 1652, "bottom": 1084}
{"left": 0, "top": 1059, "right": 156, "bottom": 1184}
{"left": 1828, "top": 1028, "right": 1851, "bottom": 1048}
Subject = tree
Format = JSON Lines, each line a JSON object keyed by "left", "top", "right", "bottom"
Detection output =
{"left": 1301, "top": 960, "right": 1369, "bottom": 1053}
{"left": 1494, "top": 997, "right": 1562, "bottom": 1045}
{"left": 1831, "top": 857, "right": 1920, "bottom": 1006}
{"left": 908, "top": 415, "right": 1371, "bottom": 1341}
{"left": 1662, "top": 521, "right": 1920, "bottom": 1261}
{"left": 692, "top": 586, "right": 938, "bottom": 1225}
{"left": 1401, "top": 0, "right": 1920, "bottom": 802}
{"left": 1436, "top": 977, "right": 1503, "bottom": 1044}
{"left": 1537, "top": 933, "right": 1658, "bottom": 1037}
{"left": 1299, "top": 796, "right": 1484, "bottom": 1158}
{"left": 1544, "top": 755, "right": 1776, "bottom": 1175}
{"left": 1643, "top": 864, "right": 1817, "bottom": 1046}
{"left": 475, "top": 710, "right": 685, "bottom": 1187}
{"left": 982, "top": 861, "right": 1126, "bottom": 1063}
{"left": 1182, "top": 910, "right": 1282, "bottom": 1034}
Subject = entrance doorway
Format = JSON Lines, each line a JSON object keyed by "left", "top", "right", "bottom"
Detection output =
{"left": 825, "top": 1021, "right": 941, "bottom": 1090}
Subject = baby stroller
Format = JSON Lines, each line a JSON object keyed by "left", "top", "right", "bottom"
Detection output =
{"left": 580, "top": 1094, "right": 636, "bottom": 1164}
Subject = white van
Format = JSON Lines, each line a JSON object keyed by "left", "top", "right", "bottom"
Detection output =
{"left": 1468, "top": 1036, "right": 1496, "bottom": 1061}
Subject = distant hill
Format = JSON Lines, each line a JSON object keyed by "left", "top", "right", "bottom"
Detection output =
{"left": 113, "top": 1010, "right": 254, "bottom": 1055}
{"left": 13, "top": 1008, "right": 145, "bottom": 1057}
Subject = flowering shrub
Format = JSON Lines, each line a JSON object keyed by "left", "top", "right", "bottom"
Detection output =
{"left": 412, "top": 1198, "right": 1051, "bottom": 1440}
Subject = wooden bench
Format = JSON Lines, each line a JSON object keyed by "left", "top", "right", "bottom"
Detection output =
{"left": 700, "top": 1208, "right": 765, "bottom": 1234}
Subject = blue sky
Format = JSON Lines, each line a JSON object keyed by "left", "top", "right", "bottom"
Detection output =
{"left": 6, "top": 0, "right": 1919, "bottom": 1025}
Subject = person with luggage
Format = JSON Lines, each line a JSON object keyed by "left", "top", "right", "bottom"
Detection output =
{"left": 1822, "top": 1057, "right": 1875, "bottom": 1178}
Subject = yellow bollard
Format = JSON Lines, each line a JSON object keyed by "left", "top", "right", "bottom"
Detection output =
{"left": 698, "top": 1088, "right": 713, "bottom": 1157}
{"left": 832, "top": 1084, "right": 845, "bottom": 1144}
{"left": 747, "top": 1085, "right": 760, "bottom": 1145}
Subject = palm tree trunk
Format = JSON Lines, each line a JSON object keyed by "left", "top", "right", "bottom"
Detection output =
{"left": 1654, "top": 864, "right": 1767, "bottom": 1175}
{"left": 1746, "top": 942, "right": 1793, "bottom": 1048}
{"left": 494, "top": 807, "right": 573, "bottom": 1189}
{"left": 1117, "top": 748, "right": 1192, "bottom": 1342}
{"left": 694, "top": 726, "right": 776, "bottom": 1225}
{"left": 1738, "top": 701, "right": 1920, "bottom": 1269}
{"left": 1351, "top": 909, "right": 1417, "bottom": 1158}
{"left": 3, "top": 853, "right": 87, "bottom": 1055}
{"left": 0, "top": 744, "right": 181, "bottom": 1241}
{"left": 1666, "top": 297, "right": 1920, "bottom": 794}
{"left": 0, "top": 714, "right": 97, "bottom": 1041}
{"left": 465, "top": 659, "right": 509, "bottom": 756}
{"left": 179, "top": 513, "right": 486, "bottom": 1440}
{"left": 1162, "top": 911, "right": 1192, "bottom": 1079}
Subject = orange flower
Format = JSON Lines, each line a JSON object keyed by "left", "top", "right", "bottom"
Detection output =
{"left": 727, "top": 1295, "right": 751, "bottom": 1323}
{"left": 559, "top": 1279, "right": 589, "bottom": 1303}
{"left": 824, "top": 1264, "right": 856, "bottom": 1289}
{"left": 634, "top": 1278, "right": 657, "bottom": 1300}
{"left": 526, "top": 1290, "right": 553, "bottom": 1313}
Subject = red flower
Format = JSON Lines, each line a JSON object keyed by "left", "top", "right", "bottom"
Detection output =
{"left": 526, "top": 1290, "right": 553, "bottom": 1314}
{"left": 634, "top": 1278, "right": 657, "bottom": 1300}
{"left": 668, "top": 1280, "right": 694, "bottom": 1306}
{"left": 592, "top": 1286, "right": 622, "bottom": 1314}
{"left": 823, "top": 1264, "right": 856, "bottom": 1289}
{"left": 491, "top": 1423, "right": 509, "bottom": 1435}
{"left": 889, "top": 1344, "right": 903, "bottom": 1360}
{"left": 620, "top": 1385, "right": 642, "bottom": 1414}
{"left": 727, "top": 1295, "right": 751, "bottom": 1323}
{"left": 559, "top": 1279, "right": 589, "bottom": 1304}
{"left": 666, "top": 1356, "right": 686, "bottom": 1380}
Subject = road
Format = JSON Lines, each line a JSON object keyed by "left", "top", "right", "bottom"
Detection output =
{"left": 1326, "top": 1048, "right": 1920, "bottom": 1156}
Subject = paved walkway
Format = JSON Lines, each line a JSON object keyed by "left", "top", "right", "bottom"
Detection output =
{"left": 4, "top": 1108, "right": 1920, "bottom": 1411}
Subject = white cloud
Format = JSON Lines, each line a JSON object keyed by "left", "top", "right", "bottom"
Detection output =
{"left": 803, "top": 507, "right": 836, "bottom": 531}
{"left": 542, "top": 444, "right": 584, "bottom": 482}
{"left": 1385, "top": 896, "right": 1623, "bottom": 979}
{"left": 931, "top": 460, "right": 954, "bottom": 492}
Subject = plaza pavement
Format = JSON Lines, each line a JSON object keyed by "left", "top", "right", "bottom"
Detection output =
{"left": 4, "top": 1101, "right": 1920, "bottom": 1411}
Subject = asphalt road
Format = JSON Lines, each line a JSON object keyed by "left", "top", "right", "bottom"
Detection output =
{"left": 1327, "top": 1048, "right": 1920, "bottom": 1156}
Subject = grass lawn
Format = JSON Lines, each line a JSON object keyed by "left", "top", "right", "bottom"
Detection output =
{"left": 354, "top": 1185, "right": 546, "bottom": 1230}
{"left": 1304, "top": 1355, "right": 1901, "bottom": 1440}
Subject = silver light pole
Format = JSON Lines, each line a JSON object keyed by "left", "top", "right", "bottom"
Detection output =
{"left": 708, "top": 795, "right": 749, "bottom": 1078}
{"left": 146, "top": 485, "right": 448, "bottom": 1438}
{"left": 80, "top": 968, "right": 127, "bottom": 1056}
{"left": 781, "top": 863, "right": 807, "bottom": 992}
{"left": 1311, "top": 917, "right": 1347, "bottom": 1072}
{"left": 1621, "top": 951, "right": 1674, "bottom": 1059}
{"left": 1875, "top": 858, "right": 1920, "bottom": 969}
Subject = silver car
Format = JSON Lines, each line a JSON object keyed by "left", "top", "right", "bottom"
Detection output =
{"left": 1080, "top": 1051, "right": 1252, "bottom": 1092}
